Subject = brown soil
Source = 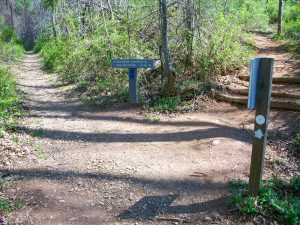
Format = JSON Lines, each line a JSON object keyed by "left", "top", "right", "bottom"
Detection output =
{"left": 1, "top": 36, "right": 299, "bottom": 225}
{"left": 217, "top": 32, "right": 300, "bottom": 111}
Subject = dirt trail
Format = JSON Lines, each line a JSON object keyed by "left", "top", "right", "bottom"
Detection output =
{"left": 254, "top": 33, "right": 300, "bottom": 78}
{"left": 217, "top": 33, "right": 300, "bottom": 111}
{"left": 0, "top": 53, "right": 260, "bottom": 224}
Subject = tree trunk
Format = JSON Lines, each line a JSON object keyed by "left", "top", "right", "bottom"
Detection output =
{"left": 185, "top": 0, "right": 194, "bottom": 67}
{"left": 51, "top": 10, "right": 57, "bottom": 37}
{"left": 159, "top": 0, "right": 176, "bottom": 96}
{"left": 277, "top": 0, "right": 283, "bottom": 35}
{"left": 5, "top": 0, "right": 14, "bottom": 28}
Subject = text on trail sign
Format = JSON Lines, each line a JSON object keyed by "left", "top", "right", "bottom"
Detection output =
{"left": 112, "top": 59, "right": 154, "bottom": 69}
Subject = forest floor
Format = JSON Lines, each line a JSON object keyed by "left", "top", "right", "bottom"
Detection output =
{"left": 1, "top": 33, "right": 299, "bottom": 225}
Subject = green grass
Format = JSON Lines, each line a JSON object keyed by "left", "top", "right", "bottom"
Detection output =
{"left": 228, "top": 176, "right": 300, "bottom": 225}
{"left": 153, "top": 96, "right": 181, "bottom": 112}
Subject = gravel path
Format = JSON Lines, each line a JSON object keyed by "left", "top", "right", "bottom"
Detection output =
{"left": 5, "top": 53, "right": 256, "bottom": 225}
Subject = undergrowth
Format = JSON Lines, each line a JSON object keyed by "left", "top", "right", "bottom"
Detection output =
{"left": 0, "top": 176, "right": 22, "bottom": 216}
{"left": 0, "top": 18, "right": 23, "bottom": 133}
{"left": 36, "top": 0, "right": 269, "bottom": 107}
{"left": 0, "top": 65, "right": 22, "bottom": 132}
{"left": 228, "top": 176, "right": 300, "bottom": 225}
{"left": 268, "top": 0, "right": 300, "bottom": 54}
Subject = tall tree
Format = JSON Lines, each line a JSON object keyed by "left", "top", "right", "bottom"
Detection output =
{"left": 185, "top": 0, "right": 194, "bottom": 67}
{"left": 277, "top": 0, "right": 283, "bottom": 35}
{"left": 5, "top": 0, "right": 14, "bottom": 28}
{"left": 159, "top": 0, "right": 176, "bottom": 95}
{"left": 43, "top": 0, "right": 59, "bottom": 37}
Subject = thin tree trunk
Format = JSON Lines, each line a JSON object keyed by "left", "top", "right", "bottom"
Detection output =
{"left": 277, "top": 0, "right": 283, "bottom": 35}
{"left": 5, "top": 0, "right": 14, "bottom": 28}
{"left": 9, "top": 0, "right": 14, "bottom": 28}
{"left": 185, "top": 0, "right": 194, "bottom": 67}
{"left": 51, "top": 11, "right": 57, "bottom": 37}
{"left": 159, "top": 0, "right": 176, "bottom": 95}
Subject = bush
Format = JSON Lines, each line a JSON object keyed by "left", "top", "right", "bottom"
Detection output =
{"left": 228, "top": 176, "right": 300, "bottom": 225}
{"left": 284, "top": 2, "right": 300, "bottom": 53}
{"left": 0, "top": 65, "right": 21, "bottom": 131}
{"left": 33, "top": 32, "right": 51, "bottom": 53}
{"left": 37, "top": 0, "right": 271, "bottom": 106}
{"left": 154, "top": 96, "right": 181, "bottom": 112}
{"left": 0, "top": 21, "right": 23, "bottom": 131}
{"left": 0, "top": 18, "right": 24, "bottom": 64}
{"left": 193, "top": 0, "right": 268, "bottom": 80}
{"left": 41, "top": 37, "right": 70, "bottom": 71}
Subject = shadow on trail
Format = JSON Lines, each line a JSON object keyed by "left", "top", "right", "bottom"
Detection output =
{"left": 23, "top": 126, "right": 250, "bottom": 143}
{"left": 18, "top": 83, "right": 67, "bottom": 90}
{"left": 119, "top": 194, "right": 225, "bottom": 221}
{"left": 1, "top": 168, "right": 232, "bottom": 223}
{"left": 0, "top": 168, "right": 225, "bottom": 193}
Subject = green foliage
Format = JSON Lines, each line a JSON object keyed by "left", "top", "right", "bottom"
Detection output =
{"left": 228, "top": 176, "right": 300, "bottom": 225}
{"left": 265, "top": 0, "right": 280, "bottom": 24}
{"left": 193, "top": 0, "right": 269, "bottom": 80}
{"left": 0, "top": 18, "right": 24, "bottom": 64}
{"left": 40, "top": 37, "right": 70, "bottom": 71}
{"left": 15, "top": 0, "right": 33, "bottom": 12}
{"left": 0, "top": 20, "right": 23, "bottom": 132}
{"left": 268, "top": 0, "right": 300, "bottom": 54}
{"left": 0, "top": 26, "right": 20, "bottom": 44}
{"left": 154, "top": 96, "right": 181, "bottom": 112}
{"left": 294, "top": 131, "right": 300, "bottom": 154}
{"left": 43, "top": 0, "right": 60, "bottom": 9}
{"left": 33, "top": 33, "right": 51, "bottom": 53}
{"left": 0, "top": 66, "right": 21, "bottom": 131}
{"left": 38, "top": 0, "right": 272, "bottom": 105}
{"left": 283, "top": 1, "right": 300, "bottom": 54}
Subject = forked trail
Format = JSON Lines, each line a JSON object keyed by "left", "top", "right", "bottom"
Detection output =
{"left": 3, "top": 35, "right": 299, "bottom": 224}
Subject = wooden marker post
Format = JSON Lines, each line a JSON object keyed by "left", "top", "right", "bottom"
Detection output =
{"left": 112, "top": 59, "right": 154, "bottom": 103}
{"left": 248, "top": 58, "right": 274, "bottom": 195}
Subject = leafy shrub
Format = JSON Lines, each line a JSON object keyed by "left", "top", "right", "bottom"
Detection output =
{"left": 0, "top": 22, "right": 23, "bottom": 131}
{"left": 0, "top": 18, "right": 24, "bottom": 64}
{"left": 228, "top": 176, "right": 300, "bottom": 225}
{"left": 41, "top": 37, "right": 70, "bottom": 71}
{"left": 33, "top": 33, "right": 51, "bottom": 53}
{"left": 1, "top": 26, "right": 18, "bottom": 43}
{"left": 265, "top": 0, "right": 280, "bottom": 24}
{"left": 0, "top": 65, "right": 21, "bottom": 131}
{"left": 38, "top": 0, "right": 271, "bottom": 106}
{"left": 193, "top": 0, "right": 267, "bottom": 80}
{"left": 154, "top": 96, "right": 181, "bottom": 112}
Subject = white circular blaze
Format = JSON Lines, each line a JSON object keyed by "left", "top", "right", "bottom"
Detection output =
{"left": 256, "top": 115, "right": 266, "bottom": 125}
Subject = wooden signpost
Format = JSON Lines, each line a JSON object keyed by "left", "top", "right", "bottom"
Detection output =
{"left": 112, "top": 59, "right": 154, "bottom": 103}
{"left": 248, "top": 58, "right": 274, "bottom": 195}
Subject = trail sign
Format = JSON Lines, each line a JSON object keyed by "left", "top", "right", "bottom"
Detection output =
{"left": 112, "top": 59, "right": 155, "bottom": 102}
{"left": 112, "top": 59, "right": 154, "bottom": 69}
{"left": 248, "top": 58, "right": 274, "bottom": 195}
